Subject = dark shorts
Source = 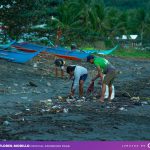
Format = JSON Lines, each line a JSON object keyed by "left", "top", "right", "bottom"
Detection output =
{"left": 103, "top": 70, "right": 117, "bottom": 85}
{"left": 80, "top": 74, "right": 88, "bottom": 81}
{"left": 54, "top": 59, "right": 63, "bottom": 67}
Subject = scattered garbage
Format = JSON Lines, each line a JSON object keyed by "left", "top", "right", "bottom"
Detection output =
{"left": 47, "top": 99, "right": 52, "bottom": 102}
{"left": 41, "top": 109, "right": 46, "bottom": 112}
{"left": 52, "top": 105, "right": 61, "bottom": 109}
{"left": 17, "top": 68, "right": 22, "bottom": 71}
{"left": 21, "top": 97, "right": 28, "bottom": 100}
{"left": 93, "top": 97, "right": 97, "bottom": 100}
{"left": 58, "top": 96, "right": 63, "bottom": 100}
{"left": 3, "top": 120, "right": 10, "bottom": 126}
{"left": 75, "top": 104, "right": 82, "bottom": 107}
{"left": 141, "top": 101, "right": 148, "bottom": 105}
{"left": 14, "top": 83, "right": 18, "bottom": 86}
{"left": 21, "top": 117, "right": 25, "bottom": 122}
{"left": 63, "top": 108, "right": 69, "bottom": 113}
{"left": 81, "top": 96, "right": 86, "bottom": 100}
{"left": 131, "top": 96, "right": 142, "bottom": 106}
{"left": 25, "top": 108, "right": 30, "bottom": 111}
{"left": 33, "top": 63, "right": 38, "bottom": 68}
{"left": 131, "top": 96, "right": 140, "bottom": 101}
{"left": 66, "top": 98, "right": 75, "bottom": 103}
{"left": 15, "top": 112, "right": 23, "bottom": 115}
{"left": 76, "top": 99, "right": 85, "bottom": 103}
{"left": 106, "top": 106, "right": 110, "bottom": 109}
{"left": 43, "top": 99, "right": 53, "bottom": 106}
{"left": 119, "top": 107, "right": 127, "bottom": 111}
{"left": 47, "top": 82, "right": 51, "bottom": 86}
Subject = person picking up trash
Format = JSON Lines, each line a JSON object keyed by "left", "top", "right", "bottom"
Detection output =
{"left": 66, "top": 65, "right": 88, "bottom": 97}
{"left": 54, "top": 58, "right": 65, "bottom": 78}
{"left": 87, "top": 55, "right": 117, "bottom": 103}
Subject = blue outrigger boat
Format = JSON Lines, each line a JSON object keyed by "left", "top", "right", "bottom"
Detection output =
{"left": 0, "top": 43, "right": 47, "bottom": 63}
{"left": 0, "top": 41, "right": 16, "bottom": 49}
{"left": 13, "top": 42, "right": 90, "bottom": 61}
{"left": 0, "top": 41, "right": 118, "bottom": 63}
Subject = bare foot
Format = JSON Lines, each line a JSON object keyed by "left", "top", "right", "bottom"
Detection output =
{"left": 100, "top": 99, "right": 104, "bottom": 103}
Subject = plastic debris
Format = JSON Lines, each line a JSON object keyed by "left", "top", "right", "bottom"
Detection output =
{"left": 47, "top": 99, "right": 52, "bottom": 102}
{"left": 45, "top": 99, "right": 53, "bottom": 106}
{"left": 106, "top": 106, "right": 110, "bottom": 109}
{"left": 141, "top": 101, "right": 148, "bottom": 105}
{"left": 75, "top": 104, "right": 82, "bottom": 107}
{"left": 41, "top": 109, "right": 46, "bottom": 112}
{"left": 47, "top": 82, "right": 51, "bottom": 86}
{"left": 33, "top": 63, "right": 37, "bottom": 68}
{"left": 17, "top": 68, "right": 22, "bottom": 71}
{"left": 76, "top": 99, "right": 84, "bottom": 103}
{"left": 15, "top": 112, "right": 23, "bottom": 115}
{"left": 131, "top": 96, "right": 140, "bottom": 101}
{"left": 58, "top": 96, "right": 63, "bottom": 100}
{"left": 93, "top": 97, "right": 97, "bottom": 100}
{"left": 21, "top": 118, "right": 25, "bottom": 121}
{"left": 21, "top": 97, "right": 28, "bottom": 100}
{"left": 52, "top": 105, "right": 61, "bottom": 109}
{"left": 119, "top": 107, "right": 127, "bottom": 111}
{"left": 63, "top": 108, "right": 69, "bottom": 113}
{"left": 66, "top": 98, "right": 75, "bottom": 103}
{"left": 14, "top": 83, "right": 18, "bottom": 86}
{"left": 3, "top": 121, "right": 10, "bottom": 126}
{"left": 81, "top": 96, "right": 86, "bottom": 100}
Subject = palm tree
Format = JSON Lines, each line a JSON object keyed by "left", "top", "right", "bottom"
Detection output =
{"left": 104, "top": 8, "right": 121, "bottom": 39}
{"left": 135, "top": 9, "right": 150, "bottom": 45}
{"left": 56, "top": 0, "right": 107, "bottom": 40}
{"left": 89, "top": 3, "right": 106, "bottom": 33}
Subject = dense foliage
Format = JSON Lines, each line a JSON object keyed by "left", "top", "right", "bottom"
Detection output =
{"left": 0, "top": 0, "right": 150, "bottom": 46}
{"left": 104, "top": 0, "right": 150, "bottom": 10}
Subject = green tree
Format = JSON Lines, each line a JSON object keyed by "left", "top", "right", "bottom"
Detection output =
{"left": 105, "top": 8, "right": 121, "bottom": 38}
{"left": 0, "top": 0, "right": 63, "bottom": 38}
{"left": 135, "top": 9, "right": 150, "bottom": 45}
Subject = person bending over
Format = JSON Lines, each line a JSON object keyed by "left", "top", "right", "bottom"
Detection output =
{"left": 66, "top": 65, "right": 88, "bottom": 97}
{"left": 87, "top": 55, "right": 117, "bottom": 103}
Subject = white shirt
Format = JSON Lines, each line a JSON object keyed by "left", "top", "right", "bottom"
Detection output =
{"left": 72, "top": 65, "right": 88, "bottom": 90}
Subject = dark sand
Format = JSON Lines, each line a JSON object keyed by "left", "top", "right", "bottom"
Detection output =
{"left": 0, "top": 55, "right": 150, "bottom": 141}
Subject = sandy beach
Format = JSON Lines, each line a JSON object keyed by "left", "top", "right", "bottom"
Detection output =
{"left": 0, "top": 55, "right": 150, "bottom": 140}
